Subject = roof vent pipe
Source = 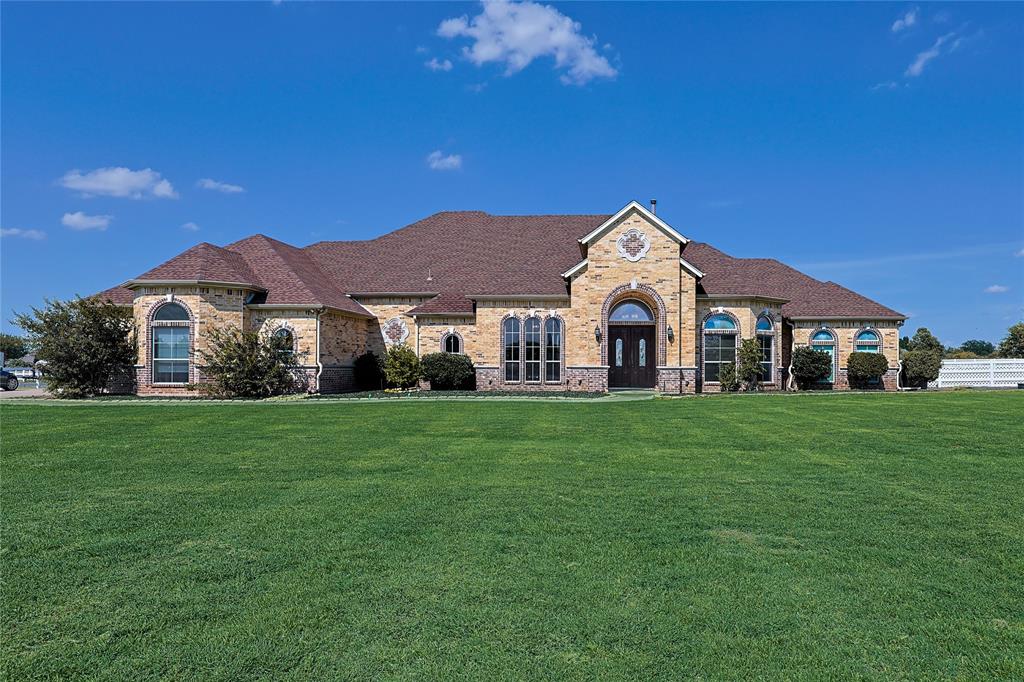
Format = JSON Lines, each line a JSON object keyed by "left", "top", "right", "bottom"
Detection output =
{"left": 650, "top": 199, "right": 657, "bottom": 214}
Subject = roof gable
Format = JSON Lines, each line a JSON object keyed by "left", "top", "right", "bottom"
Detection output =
{"left": 578, "top": 201, "right": 689, "bottom": 247}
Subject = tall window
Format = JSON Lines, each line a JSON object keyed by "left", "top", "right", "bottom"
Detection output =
{"left": 503, "top": 317, "right": 520, "bottom": 382}
{"left": 524, "top": 317, "right": 541, "bottom": 382}
{"left": 811, "top": 329, "right": 836, "bottom": 383}
{"left": 544, "top": 318, "right": 562, "bottom": 383}
{"left": 152, "top": 302, "right": 190, "bottom": 383}
{"left": 855, "top": 329, "right": 880, "bottom": 352}
{"left": 756, "top": 315, "right": 774, "bottom": 382}
{"left": 444, "top": 333, "right": 461, "bottom": 354}
{"left": 703, "top": 314, "right": 737, "bottom": 383}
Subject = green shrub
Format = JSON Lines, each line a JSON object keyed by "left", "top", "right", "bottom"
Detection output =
{"left": 420, "top": 352, "right": 475, "bottom": 390}
{"left": 383, "top": 344, "right": 421, "bottom": 389}
{"left": 353, "top": 351, "right": 385, "bottom": 390}
{"left": 846, "top": 351, "right": 889, "bottom": 388}
{"left": 0, "top": 332, "right": 30, "bottom": 362}
{"left": 717, "top": 362, "right": 740, "bottom": 392}
{"left": 736, "top": 337, "right": 763, "bottom": 391}
{"left": 791, "top": 346, "right": 832, "bottom": 389}
{"left": 998, "top": 322, "right": 1024, "bottom": 358}
{"left": 194, "top": 326, "right": 300, "bottom": 398}
{"left": 13, "top": 297, "right": 135, "bottom": 397}
{"left": 902, "top": 349, "right": 942, "bottom": 388}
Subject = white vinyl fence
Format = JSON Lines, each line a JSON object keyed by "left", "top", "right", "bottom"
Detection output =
{"left": 931, "top": 359, "right": 1024, "bottom": 388}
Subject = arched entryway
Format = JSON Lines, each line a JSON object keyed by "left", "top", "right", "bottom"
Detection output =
{"left": 608, "top": 299, "right": 656, "bottom": 388}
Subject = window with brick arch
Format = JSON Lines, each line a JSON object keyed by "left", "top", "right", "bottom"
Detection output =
{"left": 503, "top": 317, "right": 520, "bottom": 382}
{"left": 756, "top": 315, "right": 774, "bottom": 383}
{"left": 151, "top": 302, "right": 190, "bottom": 384}
{"left": 544, "top": 318, "right": 562, "bottom": 383}
{"left": 444, "top": 334, "right": 461, "bottom": 354}
{"left": 703, "top": 314, "right": 737, "bottom": 383}
{"left": 524, "top": 316, "right": 542, "bottom": 382}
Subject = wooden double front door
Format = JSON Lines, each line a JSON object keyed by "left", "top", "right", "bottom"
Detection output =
{"left": 608, "top": 324, "right": 656, "bottom": 388}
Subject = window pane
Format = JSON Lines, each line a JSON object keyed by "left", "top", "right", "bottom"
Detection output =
{"left": 756, "top": 316, "right": 773, "bottom": 331}
{"left": 615, "top": 338, "right": 623, "bottom": 367}
{"left": 609, "top": 300, "right": 653, "bottom": 322}
{"left": 545, "top": 319, "right": 561, "bottom": 383}
{"left": 445, "top": 335, "right": 460, "bottom": 353}
{"left": 812, "top": 330, "right": 834, "bottom": 342}
{"left": 153, "top": 303, "right": 189, "bottom": 321}
{"left": 524, "top": 318, "right": 541, "bottom": 381}
{"left": 639, "top": 339, "right": 646, "bottom": 367}
{"left": 705, "top": 362, "right": 720, "bottom": 382}
{"left": 720, "top": 334, "right": 736, "bottom": 349}
{"left": 154, "top": 360, "right": 188, "bottom": 383}
{"left": 856, "top": 330, "right": 879, "bottom": 343}
{"left": 503, "top": 318, "right": 520, "bottom": 382}
{"left": 704, "top": 314, "right": 736, "bottom": 330}
{"left": 154, "top": 327, "right": 189, "bottom": 359}
{"left": 855, "top": 344, "right": 878, "bottom": 353}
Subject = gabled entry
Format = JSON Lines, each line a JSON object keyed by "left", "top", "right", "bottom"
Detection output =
{"left": 608, "top": 299, "right": 656, "bottom": 388}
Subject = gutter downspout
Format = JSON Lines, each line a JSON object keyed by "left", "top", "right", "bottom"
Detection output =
{"left": 785, "top": 319, "right": 797, "bottom": 391}
{"left": 314, "top": 309, "right": 324, "bottom": 394}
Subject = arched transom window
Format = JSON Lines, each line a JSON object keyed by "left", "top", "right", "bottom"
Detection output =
{"left": 855, "top": 329, "right": 881, "bottom": 352}
{"left": 609, "top": 300, "right": 654, "bottom": 323}
{"left": 703, "top": 314, "right": 738, "bottom": 383}
{"left": 151, "top": 302, "right": 190, "bottom": 384}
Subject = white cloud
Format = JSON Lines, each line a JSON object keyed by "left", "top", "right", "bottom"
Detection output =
{"left": 891, "top": 7, "right": 918, "bottom": 33}
{"left": 415, "top": 45, "right": 429, "bottom": 55}
{"left": 1015, "top": 248, "right": 1024, "bottom": 257}
{"left": 438, "top": 0, "right": 617, "bottom": 86}
{"left": 197, "top": 178, "right": 245, "bottom": 194}
{"left": 905, "top": 32, "right": 956, "bottom": 77}
{"left": 985, "top": 285, "right": 1009, "bottom": 294}
{"left": 871, "top": 80, "right": 902, "bottom": 92}
{"left": 181, "top": 221, "right": 200, "bottom": 232}
{"left": 60, "top": 167, "right": 177, "bottom": 199}
{"left": 62, "top": 211, "right": 112, "bottom": 231}
{"left": 1, "top": 227, "right": 46, "bottom": 240}
{"left": 426, "top": 150, "right": 462, "bottom": 171}
{"left": 425, "top": 57, "right": 454, "bottom": 72}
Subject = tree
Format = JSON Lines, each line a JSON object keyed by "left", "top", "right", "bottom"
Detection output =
{"left": 193, "top": 327, "right": 300, "bottom": 398}
{"left": 13, "top": 297, "right": 135, "bottom": 397}
{"left": 899, "top": 336, "right": 912, "bottom": 352}
{"left": 906, "top": 327, "right": 943, "bottom": 354}
{"left": 717, "top": 362, "right": 739, "bottom": 392}
{"left": 791, "top": 346, "right": 832, "bottom": 389}
{"left": 846, "top": 351, "right": 889, "bottom": 388}
{"left": 420, "top": 352, "right": 475, "bottom": 390}
{"left": 902, "top": 349, "right": 942, "bottom": 388}
{"left": 0, "top": 333, "right": 30, "bottom": 362}
{"left": 735, "top": 337, "right": 763, "bottom": 391}
{"left": 383, "top": 344, "right": 421, "bottom": 389}
{"left": 998, "top": 322, "right": 1024, "bottom": 358}
{"left": 960, "top": 339, "right": 995, "bottom": 357}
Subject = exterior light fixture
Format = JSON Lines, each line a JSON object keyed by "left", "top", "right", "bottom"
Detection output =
{"left": 667, "top": 325, "right": 674, "bottom": 342}
{"left": 594, "top": 325, "right": 601, "bottom": 343}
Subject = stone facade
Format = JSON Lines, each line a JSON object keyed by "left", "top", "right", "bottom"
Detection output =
{"left": 120, "top": 205, "right": 903, "bottom": 395}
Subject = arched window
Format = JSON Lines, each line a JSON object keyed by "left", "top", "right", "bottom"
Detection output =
{"left": 855, "top": 329, "right": 880, "bottom": 352}
{"left": 444, "top": 333, "right": 461, "bottom": 354}
{"left": 524, "top": 317, "right": 542, "bottom": 382}
{"left": 609, "top": 300, "right": 654, "bottom": 322}
{"left": 273, "top": 327, "right": 295, "bottom": 354}
{"left": 151, "top": 302, "right": 190, "bottom": 384}
{"left": 756, "top": 315, "right": 774, "bottom": 383}
{"left": 810, "top": 329, "right": 837, "bottom": 383}
{"left": 703, "top": 313, "right": 738, "bottom": 383}
{"left": 544, "top": 318, "right": 562, "bottom": 383}
{"left": 502, "top": 317, "right": 520, "bottom": 383}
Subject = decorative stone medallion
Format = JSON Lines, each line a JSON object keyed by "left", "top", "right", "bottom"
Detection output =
{"left": 382, "top": 317, "right": 409, "bottom": 345}
{"left": 616, "top": 228, "right": 651, "bottom": 262}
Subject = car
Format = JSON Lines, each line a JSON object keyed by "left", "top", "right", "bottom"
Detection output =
{"left": 1, "top": 369, "right": 19, "bottom": 391}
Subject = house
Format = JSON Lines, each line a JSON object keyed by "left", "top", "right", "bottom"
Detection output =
{"left": 96, "top": 201, "right": 905, "bottom": 394}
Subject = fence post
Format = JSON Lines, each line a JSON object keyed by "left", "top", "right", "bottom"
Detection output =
{"left": 990, "top": 362, "right": 996, "bottom": 387}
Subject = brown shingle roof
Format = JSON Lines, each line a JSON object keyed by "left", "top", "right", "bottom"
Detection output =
{"left": 92, "top": 285, "right": 134, "bottom": 305}
{"left": 96, "top": 208, "right": 903, "bottom": 321}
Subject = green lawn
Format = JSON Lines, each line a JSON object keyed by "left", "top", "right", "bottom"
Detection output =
{"left": 2, "top": 392, "right": 1022, "bottom": 680}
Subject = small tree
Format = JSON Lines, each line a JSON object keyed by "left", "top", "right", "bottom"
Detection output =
{"left": 13, "top": 297, "right": 135, "bottom": 397}
{"left": 420, "top": 352, "right": 475, "bottom": 390}
{"left": 998, "top": 323, "right": 1024, "bottom": 359}
{"left": 960, "top": 339, "right": 995, "bottom": 357}
{"left": 847, "top": 351, "right": 889, "bottom": 388}
{"left": 717, "top": 362, "right": 740, "bottom": 392}
{"left": 193, "top": 327, "right": 299, "bottom": 398}
{"left": 353, "top": 351, "right": 385, "bottom": 390}
{"left": 906, "top": 327, "right": 943, "bottom": 354}
{"left": 0, "top": 333, "right": 30, "bottom": 362}
{"left": 902, "top": 349, "right": 942, "bottom": 388}
{"left": 735, "top": 337, "right": 763, "bottom": 391}
{"left": 383, "top": 344, "right": 421, "bottom": 389}
{"left": 791, "top": 346, "right": 832, "bottom": 389}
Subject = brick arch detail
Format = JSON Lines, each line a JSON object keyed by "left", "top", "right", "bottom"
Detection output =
{"left": 700, "top": 309, "right": 742, "bottom": 335}
{"left": 145, "top": 297, "right": 197, "bottom": 385}
{"left": 600, "top": 284, "right": 668, "bottom": 366}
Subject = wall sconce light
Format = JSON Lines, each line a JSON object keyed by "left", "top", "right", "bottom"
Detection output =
{"left": 594, "top": 325, "right": 602, "bottom": 343}
{"left": 667, "top": 325, "right": 675, "bottom": 342}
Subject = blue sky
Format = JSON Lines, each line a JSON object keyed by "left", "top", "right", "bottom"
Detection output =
{"left": 2, "top": 1, "right": 1022, "bottom": 345}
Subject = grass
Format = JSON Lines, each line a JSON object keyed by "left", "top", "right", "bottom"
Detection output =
{"left": 2, "top": 391, "right": 1022, "bottom": 680}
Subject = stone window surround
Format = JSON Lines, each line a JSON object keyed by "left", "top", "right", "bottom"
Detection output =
{"left": 699, "top": 309, "right": 742, "bottom": 386}
{"left": 146, "top": 297, "right": 196, "bottom": 386}
{"left": 499, "top": 311, "right": 566, "bottom": 386}
{"left": 853, "top": 325, "right": 882, "bottom": 352}
{"left": 440, "top": 329, "right": 465, "bottom": 354}
{"left": 271, "top": 322, "right": 299, "bottom": 353}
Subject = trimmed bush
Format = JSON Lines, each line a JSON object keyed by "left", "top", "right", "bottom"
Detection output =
{"left": 13, "top": 297, "right": 135, "bottom": 397}
{"left": 791, "top": 346, "right": 832, "bottom": 389}
{"left": 353, "top": 351, "right": 385, "bottom": 391}
{"left": 847, "top": 351, "right": 889, "bottom": 388}
{"left": 902, "top": 349, "right": 942, "bottom": 388}
{"left": 193, "top": 327, "right": 299, "bottom": 398}
{"left": 383, "top": 344, "right": 421, "bottom": 389}
{"left": 717, "top": 362, "right": 740, "bottom": 392}
{"left": 736, "top": 337, "right": 763, "bottom": 391}
{"left": 420, "top": 352, "right": 475, "bottom": 390}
